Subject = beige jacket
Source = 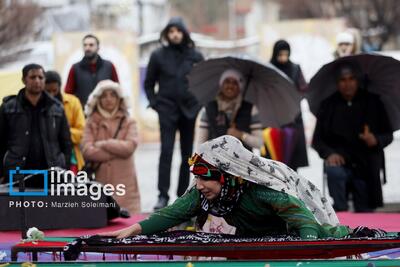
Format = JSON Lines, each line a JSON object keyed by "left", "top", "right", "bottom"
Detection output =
{"left": 82, "top": 110, "right": 141, "bottom": 214}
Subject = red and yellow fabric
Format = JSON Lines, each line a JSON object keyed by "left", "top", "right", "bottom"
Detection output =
{"left": 62, "top": 93, "right": 85, "bottom": 170}
{"left": 261, "top": 127, "right": 284, "bottom": 162}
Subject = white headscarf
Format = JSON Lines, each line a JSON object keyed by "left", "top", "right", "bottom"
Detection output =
{"left": 194, "top": 135, "right": 340, "bottom": 226}
{"left": 85, "top": 80, "right": 131, "bottom": 117}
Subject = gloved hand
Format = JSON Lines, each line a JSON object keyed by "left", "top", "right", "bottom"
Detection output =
{"left": 349, "top": 226, "right": 387, "bottom": 238}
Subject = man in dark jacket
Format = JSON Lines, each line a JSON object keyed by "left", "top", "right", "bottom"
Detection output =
{"left": 64, "top": 34, "right": 119, "bottom": 107}
{"left": 0, "top": 64, "right": 72, "bottom": 187}
{"left": 312, "top": 63, "right": 393, "bottom": 212}
{"left": 144, "top": 17, "right": 204, "bottom": 210}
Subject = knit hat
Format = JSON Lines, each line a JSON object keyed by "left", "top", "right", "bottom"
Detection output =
{"left": 218, "top": 69, "right": 245, "bottom": 91}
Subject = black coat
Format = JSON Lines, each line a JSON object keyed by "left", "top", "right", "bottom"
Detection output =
{"left": 271, "top": 40, "right": 309, "bottom": 169}
{"left": 270, "top": 63, "right": 309, "bottom": 169}
{"left": 312, "top": 90, "right": 393, "bottom": 208}
{"left": 0, "top": 89, "right": 72, "bottom": 182}
{"left": 270, "top": 40, "right": 308, "bottom": 93}
{"left": 144, "top": 46, "right": 203, "bottom": 119}
{"left": 72, "top": 56, "right": 115, "bottom": 106}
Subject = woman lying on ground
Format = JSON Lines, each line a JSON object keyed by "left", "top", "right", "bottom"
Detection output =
{"left": 101, "top": 135, "right": 386, "bottom": 240}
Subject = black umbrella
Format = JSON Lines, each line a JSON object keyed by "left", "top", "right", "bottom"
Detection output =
{"left": 188, "top": 55, "right": 301, "bottom": 128}
{"left": 307, "top": 53, "right": 400, "bottom": 130}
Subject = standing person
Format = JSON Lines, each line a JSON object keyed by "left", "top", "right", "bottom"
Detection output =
{"left": 0, "top": 64, "right": 71, "bottom": 186}
{"left": 64, "top": 34, "right": 119, "bottom": 107}
{"left": 270, "top": 40, "right": 308, "bottom": 170}
{"left": 144, "top": 17, "right": 204, "bottom": 210}
{"left": 196, "top": 69, "right": 263, "bottom": 150}
{"left": 45, "top": 70, "right": 85, "bottom": 173}
{"left": 312, "top": 63, "right": 393, "bottom": 212}
{"left": 82, "top": 80, "right": 141, "bottom": 214}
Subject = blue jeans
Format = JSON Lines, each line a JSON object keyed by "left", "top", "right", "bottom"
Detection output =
{"left": 325, "top": 165, "right": 372, "bottom": 212}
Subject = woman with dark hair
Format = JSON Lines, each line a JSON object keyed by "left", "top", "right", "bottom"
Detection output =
{"left": 270, "top": 40, "right": 309, "bottom": 171}
{"left": 45, "top": 70, "right": 85, "bottom": 173}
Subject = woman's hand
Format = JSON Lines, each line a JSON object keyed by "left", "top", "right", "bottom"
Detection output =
{"left": 94, "top": 140, "right": 109, "bottom": 148}
{"left": 98, "top": 223, "right": 142, "bottom": 239}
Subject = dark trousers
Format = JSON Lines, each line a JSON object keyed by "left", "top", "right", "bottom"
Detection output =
{"left": 158, "top": 112, "right": 196, "bottom": 200}
{"left": 325, "top": 165, "right": 372, "bottom": 212}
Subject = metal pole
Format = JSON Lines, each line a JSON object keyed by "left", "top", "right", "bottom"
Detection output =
{"left": 17, "top": 171, "right": 27, "bottom": 239}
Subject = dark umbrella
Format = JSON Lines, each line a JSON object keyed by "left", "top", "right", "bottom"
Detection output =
{"left": 307, "top": 53, "right": 400, "bottom": 130}
{"left": 188, "top": 55, "right": 301, "bottom": 128}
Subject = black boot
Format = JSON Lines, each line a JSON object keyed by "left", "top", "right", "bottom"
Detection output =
{"left": 154, "top": 196, "right": 168, "bottom": 210}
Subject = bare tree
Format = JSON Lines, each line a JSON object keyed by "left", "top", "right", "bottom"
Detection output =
{"left": 0, "top": 2, "right": 43, "bottom": 66}
{"left": 279, "top": 0, "right": 400, "bottom": 50}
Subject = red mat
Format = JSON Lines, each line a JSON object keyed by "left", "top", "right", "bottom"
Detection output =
{"left": 337, "top": 212, "right": 400, "bottom": 231}
{"left": 1, "top": 212, "right": 400, "bottom": 243}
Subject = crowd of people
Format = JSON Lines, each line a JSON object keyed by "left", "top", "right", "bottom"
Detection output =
{"left": 0, "top": 18, "right": 395, "bottom": 238}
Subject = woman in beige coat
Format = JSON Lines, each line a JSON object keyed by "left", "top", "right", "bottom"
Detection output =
{"left": 82, "top": 80, "right": 141, "bottom": 214}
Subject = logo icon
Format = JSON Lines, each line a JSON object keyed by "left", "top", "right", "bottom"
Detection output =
{"left": 9, "top": 167, "right": 48, "bottom": 196}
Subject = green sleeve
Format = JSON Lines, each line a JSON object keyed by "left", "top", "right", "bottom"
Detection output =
{"left": 139, "top": 187, "right": 201, "bottom": 234}
{"left": 256, "top": 187, "right": 321, "bottom": 240}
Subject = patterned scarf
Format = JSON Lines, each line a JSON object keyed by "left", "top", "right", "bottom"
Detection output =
{"left": 193, "top": 135, "right": 340, "bottom": 227}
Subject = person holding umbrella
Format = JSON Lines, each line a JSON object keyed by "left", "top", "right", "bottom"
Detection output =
{"left": 195, "top": 69, "right": 263, "bottom": 150}
{"left": 311, "top": 61, "right": 393, "bottom": 212}
{"left": 188, "top": 55, "right": 302, "bottom": 150}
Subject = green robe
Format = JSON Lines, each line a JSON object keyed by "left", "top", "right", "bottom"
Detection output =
{"left": 139, "top": 184, "right": 350, "bottom": 239}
